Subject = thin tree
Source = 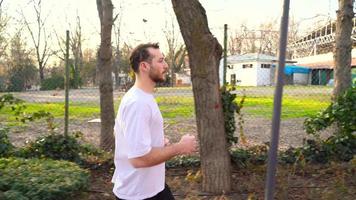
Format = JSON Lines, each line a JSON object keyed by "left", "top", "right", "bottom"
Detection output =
{"left": 163, "top": 16, "right": 186, "bottom": 86}
{"left": 70, "top": 15, "right": 84, "bottom": 89}
{"left": 172, "top": 0, "right": 231, "bottom": 193}
{"left": 0, "top": 0, "right": 9, "bottom": 60}
{"left": 96, "top": 0, "right": 115, "bottom": 151}
{"left": 333, "top": 0, "right": 354, "bottom": 98}
{"left": 21, "top": 0, "right": 52, "bottom": 82}
{"left": 112, "top": 3, "right": 123, "bottom": 88}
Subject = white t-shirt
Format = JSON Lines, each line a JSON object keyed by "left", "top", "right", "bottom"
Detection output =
{"left": 112, "top": 86, "right": 165, "bottom": 200}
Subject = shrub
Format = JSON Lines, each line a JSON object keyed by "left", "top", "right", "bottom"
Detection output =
{"left": 17, "top": 133, "right": 83, "bottom": 163}
{"left": 0, "top": 157, "right": 89, "bottom": 200}
{"left": 166, "top": 155, "right": 200, "bottom": 168}
{"left": 0, "top": 190, "right": 29, "bottom": 200}
{"left": 304, "top": 87, "right": 356, "bottom": 136}
{"left": 40, "top": 75, "right": 64, "bottom": 90}
{"left": 0, "top": 128, "right": 14, "bottom": 157}
{"left": 303, "top": 87, "right": 356, "bottom": 163}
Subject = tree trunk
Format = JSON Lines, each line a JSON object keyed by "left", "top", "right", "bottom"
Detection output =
{"left": 333, "top": 0, "right": 354, "bottom": 98}
{"left": 171, "top": 0, "right": 231, "bottom": 193}
{"left": 39, "top": 67, "right": 44, "bottom": 81}
{"left": 97, "top": 0, "right": 115, "bottom": 151}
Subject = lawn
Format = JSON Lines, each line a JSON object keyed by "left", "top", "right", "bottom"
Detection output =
{"left": 0, "top": 86, "right": 332, "bottom": 122}
{"left": 0, "top": 96, "right": 330, "bottom": 122}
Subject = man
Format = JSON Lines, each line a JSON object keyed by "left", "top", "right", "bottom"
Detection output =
{"left": 112, "top": 43, "right": 197, "bottom": 200}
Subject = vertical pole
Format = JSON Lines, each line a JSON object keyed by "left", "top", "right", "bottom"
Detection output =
{"left": 64, "top": 30, "right": 70, "bottom": 137}
{"left": 223, "top": 24, "right": 227, "bottom": 85}
{"left": 223, "top": 24, "right": 228, "bottom": 85}
{"left": 265, "top": 0, "right": 290, "bottom": 199}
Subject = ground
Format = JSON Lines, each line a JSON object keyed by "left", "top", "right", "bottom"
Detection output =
{"left": 5, "top": 116, "right": 354, "bottom": 200}
{"left": 80, "top": 159, "right": 355, "bottom": 200}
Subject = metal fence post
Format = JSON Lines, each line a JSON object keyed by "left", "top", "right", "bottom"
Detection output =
{"left": 64, "top": 30, "right": 70, "bottom": 137}
{"left": 223, "top": 24, "right": 228, "bottom": 85}
{"left": 265, "top": 0, "right": 290, "bottom": 199}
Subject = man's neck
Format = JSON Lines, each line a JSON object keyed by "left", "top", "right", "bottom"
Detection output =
{"left": 134, "top": 76, "right": 155, "bottom": 94}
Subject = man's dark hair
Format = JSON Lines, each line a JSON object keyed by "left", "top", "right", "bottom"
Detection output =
{"left": 129, "top": 43, "right": 160, "bottom": 73}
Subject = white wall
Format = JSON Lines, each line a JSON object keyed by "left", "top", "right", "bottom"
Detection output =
{"left": 227, "top": 62, "right": 258, "bottom": 86}
{"left": 293, "top": 73, "right": 309, "bottom": 85}
{"left": 256, "top": 63, "right": 271, "bottom": 86}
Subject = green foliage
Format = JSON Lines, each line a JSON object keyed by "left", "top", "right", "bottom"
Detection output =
{"left": 0, "top": 94, "right": 54, "bottom": 130}
{"left": 6, "top": 64, "right": 37, "bottom": 92}
{"left": 0, "top": 190, "right": 29, "bottom": 200}
{"left": 221, "top": 86, "right": 245, "bottom": 146}
{"left": 304, "top": 87, "right": 356, "bottom": 136}
{"left": 230, "top": 144, "right": 269, "bottom": 167}
{"left": 0, "top": 157, "right": 89, "bottom": 200}
{"left": 40, "top": 75, "right": 64, "bottom": 90}
{"left": 0, "top": 128, "right": 14, "bottom": 157}
{"left": 166, "top": 155, "right": 200, "bottom": 168}
{"left": 301, "top": 87, "right": 356, "bottom": 164}
{"left": 17, "top": 133, "right": 83, "bottom": 163}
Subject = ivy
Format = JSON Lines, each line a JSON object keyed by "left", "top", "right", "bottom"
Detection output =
{"left": 221, "top": 86, "right": 246, "bottom": 147}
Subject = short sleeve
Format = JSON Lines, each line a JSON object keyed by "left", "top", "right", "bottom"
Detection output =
{"left": 121, "top": 101, "right": 152, "bottom": 159}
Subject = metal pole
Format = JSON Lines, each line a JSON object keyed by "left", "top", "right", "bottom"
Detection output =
{"left": 265, "top": 0, "right": 290, "bottom": 199}
{"left": 223, "top": 24, "right": 228, "bottom": 85}
{"left": 64, "top": 30, "right": 70, "bottom": 137}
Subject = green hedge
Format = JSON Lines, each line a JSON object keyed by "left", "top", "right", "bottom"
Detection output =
{"left": 0, "top": 128, "right": 14, "bottom": 157}
{"left": 40, "top": 75, "right": 64, "bottom": 91}
{"left": 0, "top": 157, "right": 89, "bottom": 200}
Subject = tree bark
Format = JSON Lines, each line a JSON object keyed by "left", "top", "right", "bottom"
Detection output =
{"left": 97, "top": 0, "right": 115, "bottom": 151}
{"left": 333, "top": 0, "right": 354, "bottom": 98}
{"left": 171, "top": 0, "right": 231, "bottom": 193}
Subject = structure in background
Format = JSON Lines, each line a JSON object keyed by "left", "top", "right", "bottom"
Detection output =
{"left": 221, "top": 53, "right": 313, "bottom": 86}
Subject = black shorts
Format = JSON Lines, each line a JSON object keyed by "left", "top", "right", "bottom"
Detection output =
{"left": 115, "top": 184, "right": 175, "bottom": 200}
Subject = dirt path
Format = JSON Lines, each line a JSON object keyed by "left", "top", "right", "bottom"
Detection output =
{"left": 7, "top": 115, "right": 332, "bottom": 149}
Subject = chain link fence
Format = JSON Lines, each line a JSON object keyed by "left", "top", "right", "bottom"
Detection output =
{"left": 1, "top": 66, "right": 345, "bottom": 149}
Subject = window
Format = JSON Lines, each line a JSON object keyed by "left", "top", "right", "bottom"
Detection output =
{"left": 231, "top": 74, "right": 236, "bottom": 85}
{"left": 242, "top": 64, "right": 253, "bottom": 68}
{"left": 227, "top": 65, "right": 233, "bottom": 69}
{"left": 261, "top": 64, "right": 271, "bottom": 69}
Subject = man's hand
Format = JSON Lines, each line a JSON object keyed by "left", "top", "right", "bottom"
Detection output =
{"left": 164, "top": 137, "right": 171, "bottom": 146}
{"left": 177, "top": 134, "right": 197, "bottom": 155}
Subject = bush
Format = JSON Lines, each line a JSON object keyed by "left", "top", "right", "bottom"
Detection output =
{"left": 17, "top": 133, "right": 83, "bottom": 163}
{"left": 302, "top": 87, "right": 356, "bottom": 163}
{"left": 0, "top": 190, "right": 29, "bottom": 200}
{"left": 0, "top": 157, "right": 89, "bottom": 200}
{"left": 166, "top": 155, "right": 200, "bottom": 168}
{"left": 304, "top": 87, "right": 356, "bottom": 136}
{"left": 0, "top": 128, "right": 14, "bottom": 157}
{"left": 40, "top": 75, "right": 64, "bottom": 90}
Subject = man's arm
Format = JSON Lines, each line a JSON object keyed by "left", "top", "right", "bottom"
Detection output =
{"left": 129, "top": 135, "right": 196, "bottom": 168}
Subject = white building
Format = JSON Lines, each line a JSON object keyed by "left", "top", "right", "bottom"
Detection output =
{"left": 220, "top": 53, "right": 310, "bottom": 86}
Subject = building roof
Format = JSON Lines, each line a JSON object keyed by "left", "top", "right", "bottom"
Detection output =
{"left": 298, "top": 58, "right": 356, "bottom": 69}
{"left": 227, "top": 53, "right": 296, "bottom": 64}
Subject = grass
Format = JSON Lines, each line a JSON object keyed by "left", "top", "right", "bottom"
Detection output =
{"left": 0, "top": 88, "right": 332, "bottom": 122}
{"left": 240, "top": 96, "right": 330, "bottom": 119}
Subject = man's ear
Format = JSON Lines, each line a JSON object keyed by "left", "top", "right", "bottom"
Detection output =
{"left": 139, "top": 62, "right": 150, "bottom": 72}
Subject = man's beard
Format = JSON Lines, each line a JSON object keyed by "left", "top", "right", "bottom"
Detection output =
{"left": 149, "top": 70, "right": 166, "bottom": 83}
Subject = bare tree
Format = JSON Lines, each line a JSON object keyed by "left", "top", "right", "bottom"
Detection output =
{"left": 163, "top": 16, "right": 186, "bottom": 86}
{"left": 333, "top": 0, "right": 354, "bottom": 98}
{"left": 0, "top": 0, "right": 9, "bottom": 60}
{"left": 229, "top": 22, "right": 280, "bottom": 56}
{"left": 172, "top": 0, "right": 231, "bottom": 193}
{"left": 70, "top": 15, "right": 84, "bottom": 89}
{"left": 112, "top": 3, "right": 123, "bottom": 88}
{"left": 97, "top": 0, "right": 115, "bottom": 151}
{"left": 21, "top": 0, "right": 52, "bottom": 81}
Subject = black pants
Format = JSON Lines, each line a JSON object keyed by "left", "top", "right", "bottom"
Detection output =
{"left": 115, "top": 184, "right": 175, "bottom": 200}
